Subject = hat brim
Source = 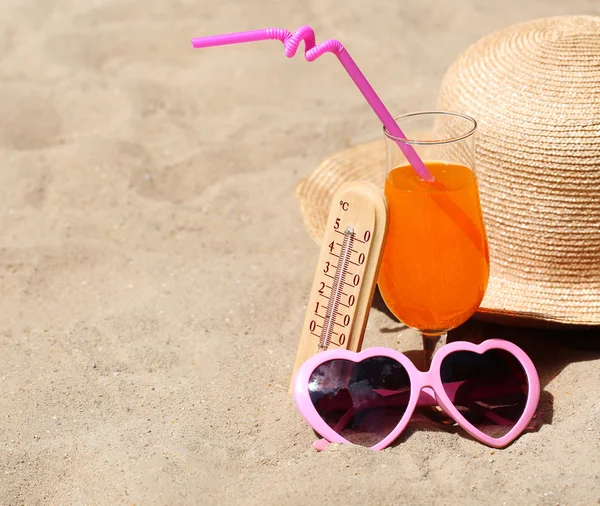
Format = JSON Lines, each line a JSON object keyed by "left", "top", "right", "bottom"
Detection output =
{"left": 296, "top": 140, "right": 600, "bottom": 327}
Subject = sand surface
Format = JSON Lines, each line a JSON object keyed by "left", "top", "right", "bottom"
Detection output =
{"left": 1, "top": 0, "right": 599, "bottom": 504}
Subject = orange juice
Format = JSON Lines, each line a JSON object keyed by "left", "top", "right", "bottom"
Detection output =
{"left": 378, "top": 162, "right": 489, "bottom": 333}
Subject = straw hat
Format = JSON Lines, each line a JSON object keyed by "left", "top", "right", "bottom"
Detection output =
{"left": 296, "top": 15, "right": 600, "bottom": 326}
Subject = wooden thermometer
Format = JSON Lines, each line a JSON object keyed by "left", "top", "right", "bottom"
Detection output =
{"left": 291, "top": 181, "right": 389, "bottom": 387}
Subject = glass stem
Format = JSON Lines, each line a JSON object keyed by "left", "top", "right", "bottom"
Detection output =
{"left": 422, "top": 332, "right": 447, "bottom": 370}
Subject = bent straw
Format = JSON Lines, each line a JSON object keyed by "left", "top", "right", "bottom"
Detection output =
{"left": 191, "top": 25, "right": 434, "bottom": 182}
{"left": 192, "top": 26, "right": 486, "bottom": 258}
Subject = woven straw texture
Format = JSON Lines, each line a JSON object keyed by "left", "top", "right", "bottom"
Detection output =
{"left": 296, "top": 15, "right": 600, "bottom": 326}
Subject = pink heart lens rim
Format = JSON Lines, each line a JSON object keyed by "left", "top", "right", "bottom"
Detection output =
{"left": 293, "top": 339, "right": 540, "bottom": 450}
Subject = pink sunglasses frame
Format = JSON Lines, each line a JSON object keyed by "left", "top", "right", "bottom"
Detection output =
{"left": 293, "top": 339, "right": 540, "bottom": 450}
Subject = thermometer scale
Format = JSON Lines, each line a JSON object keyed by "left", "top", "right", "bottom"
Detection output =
{"left": 291, "top": 181, "right": 389, "bottom": 385}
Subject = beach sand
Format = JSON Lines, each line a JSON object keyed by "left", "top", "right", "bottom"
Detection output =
{"left": 1, "top": 0, "right": 599, "bottom": 504}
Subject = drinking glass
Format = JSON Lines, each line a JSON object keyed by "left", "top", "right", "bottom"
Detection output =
{"left": 378, "top": 111, "right": 490, "bottom": 366}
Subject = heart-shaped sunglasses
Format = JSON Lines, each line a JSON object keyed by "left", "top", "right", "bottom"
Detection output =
{"left": 293, "top": 339, "right": 540, "bottom": 450}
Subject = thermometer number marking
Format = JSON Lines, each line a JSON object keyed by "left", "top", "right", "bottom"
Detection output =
{"left": 316, "top": 218, "right": 372, "bottom": 350}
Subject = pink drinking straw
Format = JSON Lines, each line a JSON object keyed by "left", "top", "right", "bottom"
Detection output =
{"left": 191, "top": 25, "right": 434, "bottom": 182}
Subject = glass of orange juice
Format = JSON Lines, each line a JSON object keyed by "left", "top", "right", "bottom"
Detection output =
{"left": 378, "top": 111, "right": 489, "bottom": 366}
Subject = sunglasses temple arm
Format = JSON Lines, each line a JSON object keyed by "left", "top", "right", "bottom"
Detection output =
{"left": 310, "top": 389, "right": 451, "bottom": 450}
{"left": 439, "top": 378, "right": 527, "bottom": 405}
{"left": 311, "top": 395, "right": 411, "bottom": 450}
{"left": 479, "top": 409, "right": 513, "bottom": 426}
{"left": 373, "top": 387, "right": 454, "bottom": 407}
{"left": 312, "top": 438, "right": 330, "bottom": 451}
{"left": 370, "top": 380, "right": 519, "bottom": 409}
{"left": 374, "top": 379, "right": 522, "bottom": 407}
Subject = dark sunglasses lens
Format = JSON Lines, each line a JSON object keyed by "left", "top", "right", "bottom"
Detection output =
{"left": 308, "top": 357, "right": 411, "bottom": 447}
{"left": 440, "top": 349, "right": 528, "bottom": 438}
